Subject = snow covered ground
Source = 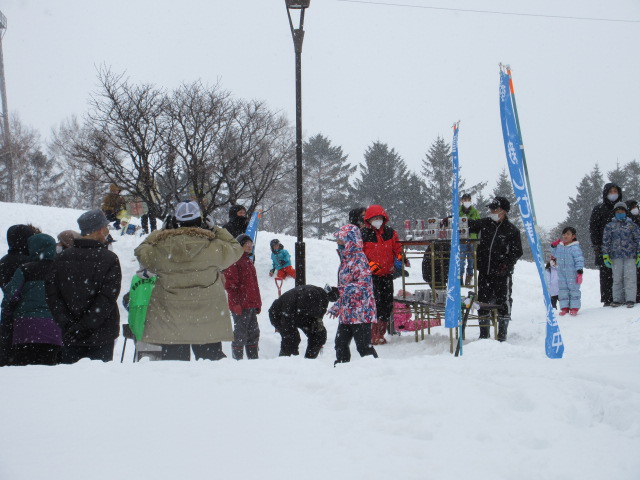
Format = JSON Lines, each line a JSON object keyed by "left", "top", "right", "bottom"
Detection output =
{"left": 1, "top": 202, "right": 639, "bottom": 480}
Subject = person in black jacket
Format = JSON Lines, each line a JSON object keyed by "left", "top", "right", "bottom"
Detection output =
{"left": 268, "top": 285, "right": 339, "bottom": 358}
{"left": 589, "top": 182, "right": 623, "bottom": 306}
{"left": 46, "top": 209, "right": 122, "bottom": 363}
{"left": 0, "top": 224, "right": 37, "bottom": 366}
{"left": 468, "top": 196, "right": 523, "bottom": 341}
{"left": 222, "top": 205, "right": 249, "bottom": 238}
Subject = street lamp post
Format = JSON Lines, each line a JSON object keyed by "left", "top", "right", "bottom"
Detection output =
{"left": 285, "top": 0, "right": 310, "bottom": 287}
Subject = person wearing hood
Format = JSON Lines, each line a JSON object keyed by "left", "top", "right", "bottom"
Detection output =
{"left": 46, "top": 209, "right": 122, "bottom": 363}
{"left": 135, "top": 201, "right": 244, "bottom": 361}
{"left": 468, "top": 196, "right": 523, "bottom": 341}
{"left": 1, "top": 234, "right": 62, "bottom": 365}
{"left": 361, "top": 204, "right": 402, "bottom": 345}
{"left": 269, "top": 284, "right": 338, "bottom": 359}
{"left": 550, "top": 227, "right": 585, "bottom": 316}
{"left": 601, "top": 202, "right": 640, "bottom": 308}
{"left": 0, "top": 225, "right": 38, "bottom": 366}
{"left": 589, "top": 183, "right": 623, "bottom": 306}
{"left": 627, "top": 200, "right": 640, "bottom": 303}
{"left": 329, "top": 224, "right": 378, "bottom": 363}
{"left": 222, "top": 204, "right": 249, "bottom": 238}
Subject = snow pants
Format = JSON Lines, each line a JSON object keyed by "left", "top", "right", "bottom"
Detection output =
{"left": 273, "top": 315, "right": 327, "bottom": 359}
{"left": 371, "top": 274, "right": 394, "bottom": 344}
{"left": 477, "top": 272, "right": 513, "bottom": 341}
{"left": 611, "top": 257, "right": 637, "bottom": 304}
{"left": 231, "top": 309, "right": 260, "bottom": 351}
{"left": 60, "top": 341, "right": 115, "bottom": 364}
{"left": 275, "top": 266, "right": 296, "bottom": 281}
{"left": 160, "top": 343, "right": 226, "bottom": 361}
{"left": 12, "top": 343, "right": 61, "bottom": 366}
{"left": 335, "top": 323, "right": 378, "bottom": 364}
{"left": 558, "top": 269, "right": 581, "bottom": 309}
{"left": 595, "top": 251, "right": 613, "bottom": 304}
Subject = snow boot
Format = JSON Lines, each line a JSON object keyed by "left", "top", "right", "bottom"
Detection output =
{"left": 232, "top": 346, "right": 244, "bottom": 360}
{"left": 478, "top": 316, "right": 491, "bottom": 339}
{"left": 569, "top": 308, "right": 579, "bottom": 316}
{"left": 626, "top": 302, "right": 635, "bottom": 308}
{"left": 559, "top": 308, "right": 570, "bottom": 316}
{"left": 497, "top": 317, "right": 509, "bottom": 342}
{"left": 245, "top": 344, "right": 259, "bottom": 360}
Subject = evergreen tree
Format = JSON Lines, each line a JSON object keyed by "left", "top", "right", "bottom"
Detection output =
{"left": 396, "top": 171, "right": 429, "bottom": 229}
{"left": 352, "top": 141, "right": 408, "bottom": 226}
{"left": 303, "top": 134, "right": 356, "bottom": 238}
{"left": 607, "top": 162, "right": 626, "bottom": 193}
{"left": 23, "top": 150, "right": 65, "bottom": 206}
{"left": 421, "top": 135, "right": 486, "bottom": 218}
{"left": 621, "top": 160, "right": 640, "bottom": 202}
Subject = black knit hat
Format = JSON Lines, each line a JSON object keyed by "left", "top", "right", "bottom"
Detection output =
{"left": 236, "top": 234, "right": 252, "bottom": 247}
{"left": 348, "top": 207, "right": 366, "bottom": 226}
{"left": 487, "top": 196, "right": 510, "bottom": 212}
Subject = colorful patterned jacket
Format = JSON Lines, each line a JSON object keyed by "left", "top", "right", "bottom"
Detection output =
{"left": 329, "top": 225, "right": 377, "bottom": 325}
{"left": 602, "top": 218, "right": 640, "bottom": 259}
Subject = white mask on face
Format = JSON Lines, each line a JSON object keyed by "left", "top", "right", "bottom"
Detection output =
{"left": 631, "top": 208, "right": 639, "bottom": 216}
{"left": 463, "top": 201, "right": 472, "bottom": 209}
{"left": 370, "top": 219, "right": 383, "bottom": 229}
{"left": 56, "top": 245, "right": 63, "bottom": 254}
{"left": 489, "top": 213, "right": 500, "bottom": 222}
{"left": 607, "top": 193, "right": 619, "bottom": 202}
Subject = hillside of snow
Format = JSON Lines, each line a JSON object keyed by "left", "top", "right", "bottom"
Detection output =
{"left": 0, "top": 202, "right": 639, "bottom": 480}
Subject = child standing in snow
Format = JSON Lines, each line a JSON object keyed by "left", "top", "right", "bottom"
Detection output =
{"left": 544, "top": 256, "right": 559, "bottom": 309}
{"left": 551, "top": 227, "right": 584, "bottom": 316}
{"left": 269, "top": 239, "right": 296, "bottom": 280}
{"left": 224, "top": 234, "right": 262, "bottom": 360}
{"left": 602, "top": 202, "right": 640, "bottom": 308}
{"left": 329, "top": 224, "right": 378, "bottom": 364}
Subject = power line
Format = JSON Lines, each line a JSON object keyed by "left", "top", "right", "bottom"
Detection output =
{"left": 337, "top": 0, "right": 640, "bottom": 24}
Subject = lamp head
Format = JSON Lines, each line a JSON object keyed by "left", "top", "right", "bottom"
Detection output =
{"left": 286, "top": 0, "right": 310, "bottom": 8}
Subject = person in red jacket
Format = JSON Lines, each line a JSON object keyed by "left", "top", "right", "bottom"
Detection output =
{"left": 361, "top": 205, "right": 402, "bottom": 345}
{"left": 224, "top": 234, "right": 262, "bottom": 360}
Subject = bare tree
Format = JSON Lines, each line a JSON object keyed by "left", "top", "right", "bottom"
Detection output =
{"left": 49, "top": 116, "right": 108, "bottom": 209}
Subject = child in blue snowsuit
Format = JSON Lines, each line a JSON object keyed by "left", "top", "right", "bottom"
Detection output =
{"left": 551, "top": 227, "right": 584, "bottom": 316}
{"left": 602, "top": 202, "right": 640, "bottom": 307}
{"left": 269, "top": 239, "right": 296, "bottom": 280}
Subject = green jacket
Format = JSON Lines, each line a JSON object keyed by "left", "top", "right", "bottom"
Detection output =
{"left": 460, "top": 205, "right": 481, "bottom": 239}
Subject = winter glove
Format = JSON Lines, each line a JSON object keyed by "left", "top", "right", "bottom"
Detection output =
{"left": 279, "top": 260, "right": 286, "bottom": 266}
{"left": 394, "top": 258, "right": 402, "bottom": 271}
{"left": 602, "top": 254, "right": 612, "bottom": 269}
{"left": 550, "top": 238, "right": 561, "bottom": 247}
{"left": 496, "top": 263, "right": 509, "bottom": 276}
{"left": 269, "top": 268, "right": 275, "bottom": 277}
{"left": 636, "top": 253, "right": 640, "bottom": 268}
{"left": 230, "top": 305, "right": 243, "bottom": 315}
{"left": 576, "top": 273, "right": 583, "bottom": 285}
{"left": 205, "top": 215, "right": 216, "bottom": 230}
{"left": 368, "top": 261, "right": 382, "bottom": 275}
{"left": 256, "top": 307, "right": 261, "bottom": 314}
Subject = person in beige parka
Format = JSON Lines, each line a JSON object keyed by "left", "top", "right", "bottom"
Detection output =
{"left": 134, "top": 201, "right": 244, "bottom": 361}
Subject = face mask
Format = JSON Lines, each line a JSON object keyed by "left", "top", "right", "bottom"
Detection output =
{"left": 489, "top": 213, "right": 500, "bottom": 222}
{"left": 462, "top": 201, "right": 472, "bottom": 209}
{"left": 337, "top": 244, "right": 345, "bottom": 250}
{"left": 56, "top": 245, "right": 63, "bottom": 254}
{"left": 615, "top": 213, "right": 626, "bottom": 221}
{"left": 607, "top": 193, "right": 619, "bottom": 202}
{"left": 631, "top": 208, "right": 639, "bottom": 216}
{"left": 370, "top": 219, "right": 383, "bottom": 229}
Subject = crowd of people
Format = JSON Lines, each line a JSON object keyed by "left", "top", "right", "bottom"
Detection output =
{"left": 2, "top": 181, "right": 640, "bottom": 367}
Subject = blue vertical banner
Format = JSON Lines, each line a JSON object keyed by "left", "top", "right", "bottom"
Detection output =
{"left": 445, "top": 122, "right": 461, "bottom": 337}
{"left": 498, "top": 67, "right": 564, "bottom": 359}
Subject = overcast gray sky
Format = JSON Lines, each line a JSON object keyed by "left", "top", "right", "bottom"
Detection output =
{"left": 2, "top": 0, "right": 639, "bottom": 228}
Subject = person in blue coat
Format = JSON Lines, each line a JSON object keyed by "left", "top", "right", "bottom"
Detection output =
{"left": 269, "top": 239, "right": 296, "bottom": 280}
{"left": 551, "top": 227, "right": 584, "bottom": 316}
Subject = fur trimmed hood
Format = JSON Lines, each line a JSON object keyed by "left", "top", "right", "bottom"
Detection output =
{"left": 144, "top": 227, "right": 219, "bottom": 263}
